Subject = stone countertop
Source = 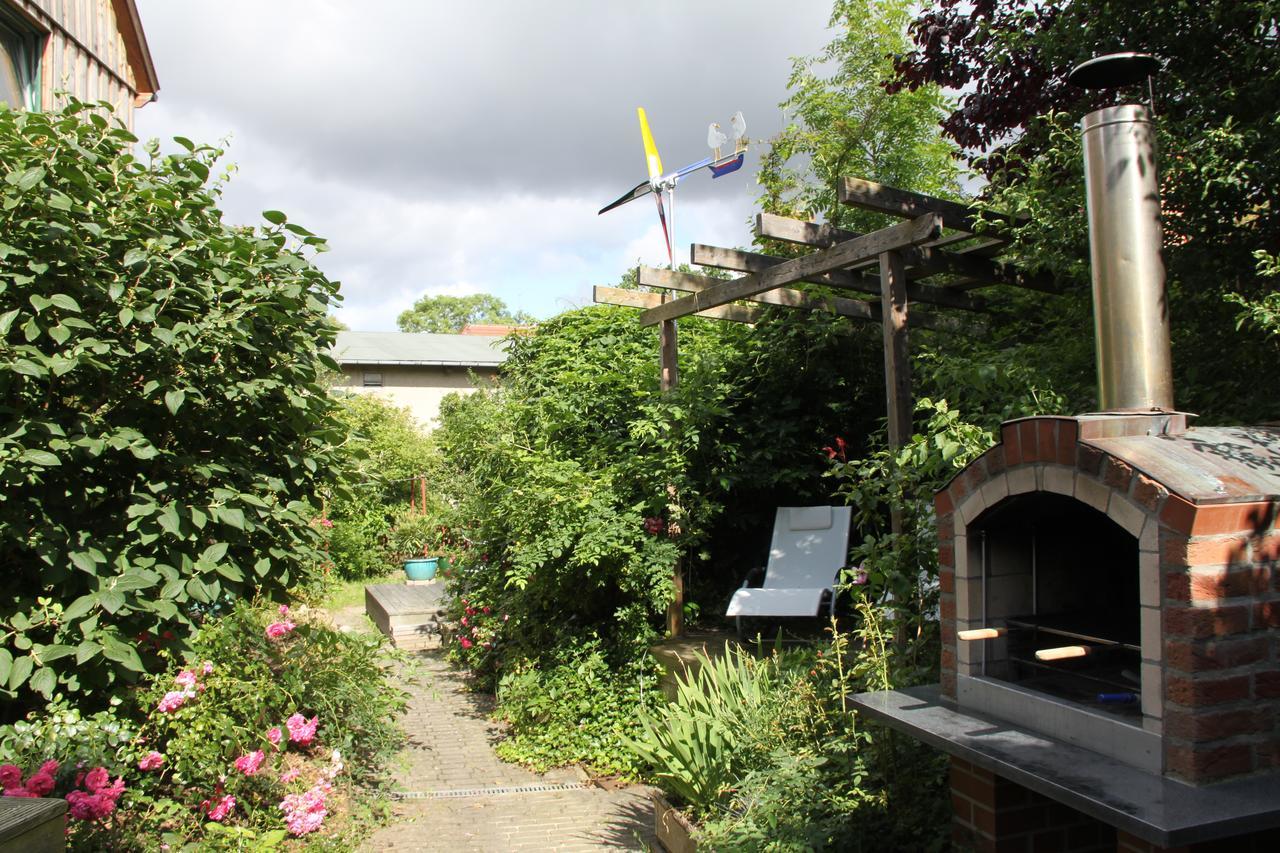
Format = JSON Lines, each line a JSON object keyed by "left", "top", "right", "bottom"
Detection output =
{"left": 850, "top": 685, "right": 1280, "bottom": 848}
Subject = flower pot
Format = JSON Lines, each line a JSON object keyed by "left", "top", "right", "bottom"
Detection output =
{"left": 651, "top": 790, "right": 697, "bottom": 853}
{"left": 403, "top": 557, "right": 439, "bottom": 581}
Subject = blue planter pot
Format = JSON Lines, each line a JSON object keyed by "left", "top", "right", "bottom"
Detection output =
{"left": 403, "top": 557, "right": 439, "bottom": 581}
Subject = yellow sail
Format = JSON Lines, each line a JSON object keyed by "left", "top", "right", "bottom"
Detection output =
{"left": 637, "top": 107, "right": 663, "bottom": 181}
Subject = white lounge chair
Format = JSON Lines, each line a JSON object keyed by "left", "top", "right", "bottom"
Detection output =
{"left": 725, "top": 506, "right": 852, "bottom": 629}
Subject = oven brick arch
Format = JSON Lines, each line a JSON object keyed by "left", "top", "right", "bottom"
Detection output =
{"left": 934, "top": 415, "right": 1279, "bottom": 785}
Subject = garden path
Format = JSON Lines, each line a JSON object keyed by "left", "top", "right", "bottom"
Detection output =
{"left": 362, "top": 650, "right": 658, "bottom": 852}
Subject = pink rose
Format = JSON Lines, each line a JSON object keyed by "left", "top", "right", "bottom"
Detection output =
{"left": 279, "top": 604, "right": 290, "bottom": 616}
{"left": 233, "top": 750, "right": 264, "bottom": 776}
{"left": 285, "top": 713, "right": 318, "bottom": 747}
{"left": 83, "top": 767, "right": 109, "bottom": 793}
{"left": 5, "top": 787, "right": 36, "bottom": 798}
{"left": 25, "top": 772, "right": 55, "bottom": 796}
{"left": 266, "top": 726, "right": 283, "bottom": 747}
{"left": 459, "top": 637, "right": 472, "bottom": 649}
{"left": 280, "top": 766, "right": 301, "bottom": 783}
{"left": 157, "top": 690, "right": 189, "bottom": 713}
{"left": 0, "top": 765, "right": 22, "bottom": 790}
{"left": 207, "top": 794, "right": 236, "bottom": 822}
{"left": 202, "top": 660, "right": 214, "bottom": 675}
{"left": 174, "top": 669, "right": 198, "bottom": 689}
{"left": 138, "top": 752, "right": 165, "bottom": 772}
{"left": 38, "top": 760, "right": 59, "bottom": 776}
{"left": 265, "top": 620, "right": 296, "bottom": 640}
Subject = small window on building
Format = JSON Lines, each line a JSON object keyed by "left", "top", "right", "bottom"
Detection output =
{"left": 362, "top": 371, "right": 383, "bottom": 387}
{"left": 0, "top": 12, "right": 39, "bottom": 111}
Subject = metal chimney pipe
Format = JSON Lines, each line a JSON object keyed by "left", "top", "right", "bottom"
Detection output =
{"left": 1081, "top": 104, "right": 1174, "bottom": 411}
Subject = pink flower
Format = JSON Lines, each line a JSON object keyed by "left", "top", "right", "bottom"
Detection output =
{"left": 174, "top": 669, "right": 198, "bottom": 689}
{"left": 285, "top": 713, "right": 318, "bottom": 747}
{"left": 25, "top": 772, "right": 55, "bottom": 796}
{"left": 138, "top": 752, "right": 165, "bottom": 772}
{"left": 5, "top": 787, "right": 36, "bottom": 798}
{"left": 202, "top": 660, "right": 214, "bottom": 675}
{"left": 67, "top": 776, "right": 124, "bottom": 821}
{"left": 460, "top": 616, "right": 468, "bottom": 626}
{"left": 266, "top": 726, "right": 283, "bottom": 747}
{"left": 278, "top": 604, "right": 290, "bottom": 616}
{"left": 280, "top": 782, "right": 330, "bottom": 836}
{"left": 280, "top": 767, "right": 301, "bottom": 783}
{"left": 38, "top": 760, "right": 59, "bottom": 776}
{"left": 265, "top": 620, "right": 296, "bottom": 640}
{"left": 459, "top": 637, "right": 472, "bottom": 649}
{"left": 207, "top": 794, "right": 236, "bottom": 822}
{"left": 320, "top": 518, "right": 333, "bottom": 528}
{"left": 157, "top": 690, "right": 189, "bottom": 713}
{"left": 233, "top": 750, "right": 265, "bottom": 776}
{"left": 83, "top": 767, "right": 109, "bottom": 793}
{"left": 0, "top": 765, "right": 22, "bottom": 790}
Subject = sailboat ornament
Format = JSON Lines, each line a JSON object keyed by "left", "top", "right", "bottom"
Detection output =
{"left": 598, "top": 108, "right": 748, "bottom": 267}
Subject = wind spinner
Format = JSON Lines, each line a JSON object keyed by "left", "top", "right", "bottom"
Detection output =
{"left": 599, "top": 108, "right": 748, "bottom": 267}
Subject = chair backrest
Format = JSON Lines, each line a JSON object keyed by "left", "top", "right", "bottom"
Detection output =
{"left": 763, "top": 505, "right": 852, "bottom": 588}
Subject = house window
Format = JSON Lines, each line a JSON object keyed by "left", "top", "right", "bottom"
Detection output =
{"left": 0, "top": 11, "right": 39, "bottom": 111}
{"left": 362, "top": 371, "right": 383, "bottom": 387}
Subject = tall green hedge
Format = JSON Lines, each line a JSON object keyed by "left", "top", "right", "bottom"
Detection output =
{"left": 0, "top": 102, "right": 342, "bottom": 715}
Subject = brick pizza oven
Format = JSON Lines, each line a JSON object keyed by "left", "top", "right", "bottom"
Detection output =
{"left": 853, "top": 69, "right": 1279, "bottom": 853}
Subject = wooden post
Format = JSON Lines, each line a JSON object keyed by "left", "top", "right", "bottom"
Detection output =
{"left": 420, "top": 476, "right": 427, "bottom": 516}
{"left": 660, "top": 316, "right": 683, "bottom": 638}
{"left": 879, "top": 250, "right": 912, "bottom": 534}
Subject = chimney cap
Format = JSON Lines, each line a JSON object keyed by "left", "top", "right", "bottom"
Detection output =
{"left": 1068, "top": 52, "right": 1160, "bottom": 90}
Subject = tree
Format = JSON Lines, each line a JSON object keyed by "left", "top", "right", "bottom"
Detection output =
{"left": 891, "top": 0, "right": 1280, "bottom": 422}
{"left": 756, "top": 0, "right": 961, "bottom": 235}
{"left": 0, "top": 102, "right": 342, "bottom": 714}
{"left": 396, "top": 293, "right": 534, "bottom": 334}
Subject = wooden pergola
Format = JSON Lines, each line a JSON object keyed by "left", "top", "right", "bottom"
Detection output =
{"left": 594, "top": 178, "right": 1057, "bottom": 635}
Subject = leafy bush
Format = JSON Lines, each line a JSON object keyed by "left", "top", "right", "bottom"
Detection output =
{"left": 493, "top": 638, "right": 661, "bottom": 777}
{"left": 0, "top": 600, "right": 408, "bottom": 849}
{"left": 0, "top": 102, "right": 342, "bottom": 715}
{"left": 633, "top": 610, "right": 949, "bottom": 851}
{"left": 322, "top": 394, "right": 440, "bottom": 580}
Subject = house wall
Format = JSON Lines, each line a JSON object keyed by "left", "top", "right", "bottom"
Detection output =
{"left": 9, "top": 0, "right": 145, "bottom": 127}
{"left": 334, "top": 365, "right": 498, "bottom": 431}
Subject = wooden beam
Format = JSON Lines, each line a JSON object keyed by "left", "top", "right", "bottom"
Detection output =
{"left": 839, "top": 177, "right": 1015, "bottom": 235}
{"left": 755, "top": 211, "right": 1055, "bottom": 292}
{"left": 880, "top": 250, "right": 912, "bottom": 450}
{"left": 593, "top": 286, "right": 760, "bottom": 324}
{"left": 639, "top": 214, "right": 942, "bottom": 326}
{"left": 690, "top": 244, "right": 987, "bottom": 313}
{"left": 638, "top": 267, "right": 876, "bottom": 321}
{"left": 902, "top": 246, "right": 1062, "bottom": 294}
{"left": 659, "top": 312, "right": 682, "bottom": 637}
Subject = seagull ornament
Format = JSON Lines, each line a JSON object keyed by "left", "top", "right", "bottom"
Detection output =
{"left": 599, "top": 108, "right": 748, "bottom": 267}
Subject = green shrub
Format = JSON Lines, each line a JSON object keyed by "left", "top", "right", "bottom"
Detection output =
{"left": 493, "top": 638, "right": 661, "bottom": 777}
{"left": 322, "top": 394, "right": 440, "bottom": 580}
{"left": 0, "top": 102, "right": 343, "bottom": 714}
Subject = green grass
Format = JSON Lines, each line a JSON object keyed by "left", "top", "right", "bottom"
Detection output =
{"left": 320, "top": 570, "right": 402, "bottom": 613}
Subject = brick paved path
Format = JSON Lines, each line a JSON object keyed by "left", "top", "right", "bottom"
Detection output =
{"left": 363, "top": 651, "right": 658, "bottom": 852}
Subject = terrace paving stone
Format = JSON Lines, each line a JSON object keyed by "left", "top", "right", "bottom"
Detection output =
{"left": 363, "top": 650, "right": 657, "bottom": 851}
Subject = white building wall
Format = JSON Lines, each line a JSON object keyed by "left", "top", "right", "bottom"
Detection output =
{"left": 334, "top": 365, "right": 498, "bottom": 431}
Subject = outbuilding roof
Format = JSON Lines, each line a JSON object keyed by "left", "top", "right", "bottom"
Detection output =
{"left": 332, "top": 331, "right": 509, "bottom": 367}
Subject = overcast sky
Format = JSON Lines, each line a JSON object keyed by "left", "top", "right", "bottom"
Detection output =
{"left": 132, "top": 1, "right": 834, "bottom": 330}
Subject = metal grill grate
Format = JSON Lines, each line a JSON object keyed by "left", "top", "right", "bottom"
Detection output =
{"left": 387, "top": 782, "right": 590, "bottom": 800}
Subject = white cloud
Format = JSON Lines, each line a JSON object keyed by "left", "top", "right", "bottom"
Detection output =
{"left": 132, "top": 1, "right": 833, "bottom": 329}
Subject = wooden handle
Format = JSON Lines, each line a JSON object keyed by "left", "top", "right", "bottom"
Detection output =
{"left": 957, "top": 628, "right": 1006, "bottom": 641}
{"left": 1035, "top": 645, "right": 1091, "bottom": 661}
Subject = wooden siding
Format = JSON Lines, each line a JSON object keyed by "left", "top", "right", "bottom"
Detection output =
{"left": 8, "top": 0, "right": 148, "bottom": 128}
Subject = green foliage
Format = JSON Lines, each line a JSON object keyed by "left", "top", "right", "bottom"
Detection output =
{"left": 494, "top": 639, "right": 660, "bottom": 777}
{"left": 634, "top": 612, "right": 949, "bottom": 851}
{"left": 322, "top": 394, "right": 439, "bottom": 579}
{"left": 757, "top": 0, "right": 959, "bottom": 233}
{"left": 126, "top": 601, "right": 407, "bottom": 847}
{"left": 0, "top": 101, "right": 342, "bottom": 715}
{"left": 395, "top": 292, "right": 533, "bottom": 334}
